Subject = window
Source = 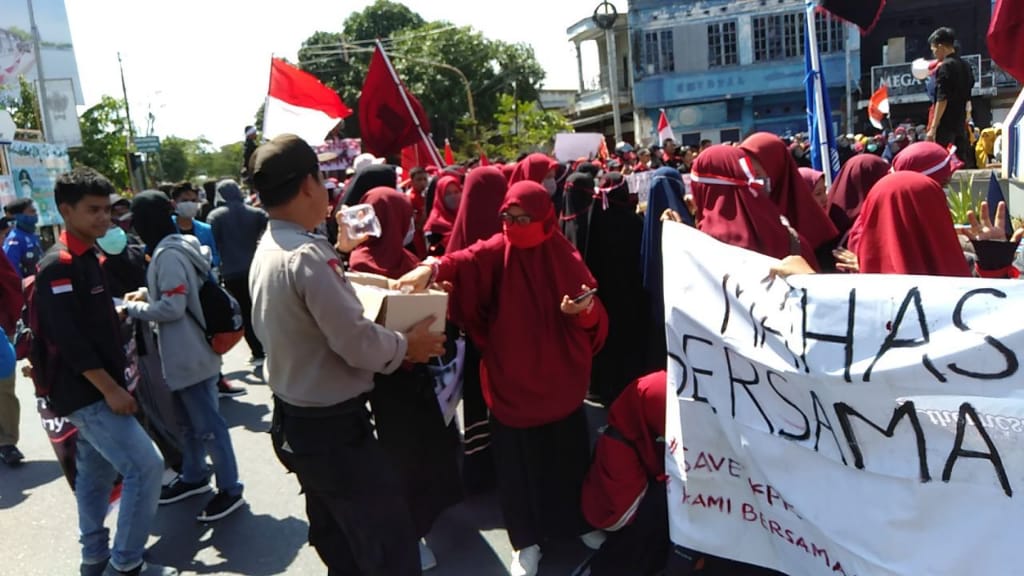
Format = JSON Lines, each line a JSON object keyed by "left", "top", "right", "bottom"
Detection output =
{"left": 708, "top": 21, "right": 738, "bottom": 68}
{"left": 641, "top": 29, "right": 675, "bottom": 75}
{"left": 753, "top": 11, "right": 844, "bottom": 62}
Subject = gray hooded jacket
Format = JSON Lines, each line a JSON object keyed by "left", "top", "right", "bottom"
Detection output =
{"left": 124, "top": 234, "right": 222, "bottom": 390}
{"left": 207, "top": 180, "right": 268, "bottom": 281}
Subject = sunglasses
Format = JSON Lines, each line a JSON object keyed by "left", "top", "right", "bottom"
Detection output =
{"left": 500, "top": 211, "right": 532, "bottom": 226}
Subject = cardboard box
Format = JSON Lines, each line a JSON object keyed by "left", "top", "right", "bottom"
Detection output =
{"left": 348, "top": 272, "right": 448, "bottom": 334}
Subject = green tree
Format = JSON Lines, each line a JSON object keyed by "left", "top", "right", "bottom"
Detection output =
{"left": 70, "top": 96, "right": 129, "bottom": 187}
{"left": 296, "top": 0, "right": 546, "bottom": 149}
{"left": 158, "top": 135, "right": 198, "bottom": 182}
{"left": 477, "top": 94, "right": 572, "bottom": 160}
{"left": 11, "top": 76, "right": 41, "bottom": 131}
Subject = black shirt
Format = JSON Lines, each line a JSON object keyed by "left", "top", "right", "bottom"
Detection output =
{"left": 934, "top": 54, "right": 974, "bottom": 134}
{"left": 34, "top": 233, "right": 126, "bottom": 416}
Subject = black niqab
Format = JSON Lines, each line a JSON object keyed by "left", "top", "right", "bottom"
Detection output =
{"left": 561, "top": 172, "right": 595, "bottom": 252}
{"left": 131, "top": 191, "right": 178, "bottom": 253}
{"left": 341, "top": 164, "right": 397, "bottom": 207}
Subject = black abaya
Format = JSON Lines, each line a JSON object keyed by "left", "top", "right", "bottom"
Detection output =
{"left": 583, "top": 176, "right": 651, "bottom": 405}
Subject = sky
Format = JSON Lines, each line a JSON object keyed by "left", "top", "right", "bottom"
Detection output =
{"left": 62, "top": 0, "right": 626, "bottom": 147}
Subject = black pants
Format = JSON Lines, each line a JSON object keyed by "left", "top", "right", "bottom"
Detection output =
{"left": 270, "top": 397, "right": 420, "bottom": 576}
{"left": 491, "top": 408, "right": 591, "bottom": 550}
{"left": 936, "top": 125, "right": 975, "bottom": 169}
{"left": 589, "top": 480, "right": 670, "bottom": 576}
{"left": 223, "top": 275, "right": 263, "bottom": 358}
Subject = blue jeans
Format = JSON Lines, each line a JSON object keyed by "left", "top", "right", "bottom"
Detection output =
{"left": 174, "top": 375, "right": 243, "bottom": 496}
{"left": 67, "top": 400, "right": 164, "bottom": 571}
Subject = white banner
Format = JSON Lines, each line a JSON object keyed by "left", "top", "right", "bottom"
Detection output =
{"left": 663, "top": 222, "right": 1024, "bottom": 576}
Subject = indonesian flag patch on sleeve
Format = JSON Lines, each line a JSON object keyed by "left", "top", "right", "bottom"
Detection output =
{"left": 51, "top": 279, "right": 73, "bottom": 294}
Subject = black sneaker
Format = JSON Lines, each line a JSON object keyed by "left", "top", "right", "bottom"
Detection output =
{"left": 80, "top": 558, "right": 109, "bottom": 576}
{"left": 197, "top": 491, "right": 245, "bottom": 522}
{"left": 159, "top": 476, "right": 211, "bottom": 504}
{"left": 217, "top": 378, "right": 247, "bottom": 398}
{"left": 0, "top": 445, "right": 24, "bottom": 466}
{"left": 101, "top": 561, "right": 179, "bottom": 575}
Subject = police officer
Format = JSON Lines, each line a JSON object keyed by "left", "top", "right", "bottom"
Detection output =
{"left": 3, "top": 197, "right": 43, "bottom": 278}
{"left": 248, "top": 134, "right": 445, "bottom": 576}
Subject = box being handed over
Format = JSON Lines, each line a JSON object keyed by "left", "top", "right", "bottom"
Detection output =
{"left": 347, "top": 272, "right": 448, "bottom": 334}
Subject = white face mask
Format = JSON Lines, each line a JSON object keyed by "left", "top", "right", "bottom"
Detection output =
{"left": 403, "top": 217, "right": 416, "bottom": 246}
{"left": 542, "top": 177, "right": 557, "bottom": 196}
{"left": 176, "top": 201, "right": 200, "bottom": 219}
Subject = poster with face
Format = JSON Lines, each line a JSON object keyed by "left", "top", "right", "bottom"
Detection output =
{"left": 6, "top": 140, "right": 71, "bottom": 226}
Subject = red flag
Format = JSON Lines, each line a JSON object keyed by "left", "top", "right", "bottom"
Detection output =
{"left": 598, "top": 138, "right": 610, "bottom": 161}
{"left": 819, "top": 0, "right": 885, "bottom": 33}
{"left": 264, "top": 58, "right": 352, "bottom": 144}
{"left": 480, "top": 151, "right": 490, "bottom": 167}
{"left": 867, "top": 84, "right": 889, "bottom": 130}
{"left": 657, "top": 109, "right": 675, "bottom": 145}
{"left": 989, "top": 0, "right": 1024, "bottom": 84}
{"left": 360, "top": 46, "right": 435, "bottom": 159}
{"left": 444, "top": 139, "right": 455, "bottom": 165}
{"left": 401, "top": 140, "right": 440, "bottom": 174}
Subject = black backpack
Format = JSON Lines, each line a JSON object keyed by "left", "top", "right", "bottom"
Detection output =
{"left": 187, "top": 274, "right": 244, "bottom": 355}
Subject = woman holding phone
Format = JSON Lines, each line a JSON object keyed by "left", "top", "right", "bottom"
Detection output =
{"left": 398, "top": 180, "right": 609, "bottom": 576}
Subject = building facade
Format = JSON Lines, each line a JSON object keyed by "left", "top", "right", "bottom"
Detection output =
{"left": 566, "top": 13, "right": 635, "bottom": 145}
{"left": 627, "top": 0, "right": 859, "bottom": 146}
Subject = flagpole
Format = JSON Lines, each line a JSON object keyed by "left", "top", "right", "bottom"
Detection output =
{"left": 375, "top": 40, "right": 445, "bottom": 167}
{"left": 262, "top": 55, "right": 273, "bottom": 137}
{"left": 806, "top": 0, "right": 833, "bottom": 187}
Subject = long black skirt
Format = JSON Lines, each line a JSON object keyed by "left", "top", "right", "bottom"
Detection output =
{"left": 371, "top": 366, "right": 464, "bottom": 538}
{"left": 461, "top": 341, "right": 495, "bottom": 494}
{"left": 491, "top": 407, "right": 591, "bottom": 550}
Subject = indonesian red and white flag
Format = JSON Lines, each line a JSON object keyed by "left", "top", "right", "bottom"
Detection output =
{"left": 657, "top": 109, "right": 675, "bottom": 146}
{"left": 263, "top": 58, "right": 352, "bottom": 145}
{"left": 867, "top": 84, "right": 889, "bottom": 130}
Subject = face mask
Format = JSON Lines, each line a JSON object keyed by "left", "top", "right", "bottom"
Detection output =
{"left": 542, "top": 177, "right": 557, "bottom": 196}
{"left": 14, "top": 213, "right": 38, "bottom": 233}
{"left": 403, "top": 217, "right": 416, "bottom": 246}
{"left": 443, "top": 192, "right": 460, "bottom": 212}
{"left": 503, "top": 220, "right": 550, "bottom": 249}
{"left": 176, "top": 201, "right": 200, "bottom": 219}
{"left": 97, "top": 226, "right": 128, "bottom": 255}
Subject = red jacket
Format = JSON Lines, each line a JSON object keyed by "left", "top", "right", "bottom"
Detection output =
{"left": 0, "top": 254, "right": 22, "bottom": 335}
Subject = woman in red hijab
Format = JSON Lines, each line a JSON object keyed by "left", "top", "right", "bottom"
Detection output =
{"left": 740, "top": 133, "right": 840, "bottom": 256}
{"left": 691, "top": 145, "right": 821, "bottom": 270}
{"left": 778, "top": 171, "right": 1021, "bottom": 279}
{"left": 892, "top": 141, "right": 958, "bottom": 186}
{"left": 398, "top": 181, "right": 609, "bottom": 576}
{"left": 444, "top": 165, "right": 507, "bottom": 494}
{"left": 349, "top": 187, "right": 464, "bottom": 570}
{"left": 509, "top": 152, "right": 559, "bottom": 190}
{"left": 423, "top": 174, "right": 462, "bottom": 255}
{"left": 349, "top": 187, "right": 419, "bottom": 278}
{"left": 798, "top": 167, "right": 827, "bottom": 210}
{"left": 827, "top": 154, "right": 891, "bottom": 239}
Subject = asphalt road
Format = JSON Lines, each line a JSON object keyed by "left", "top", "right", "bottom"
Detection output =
{"left": 0, "top": 344, "right": 599, "bottom": 575}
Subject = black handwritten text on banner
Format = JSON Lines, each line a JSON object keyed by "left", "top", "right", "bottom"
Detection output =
{"left": 662, "top": 223, "right": 1024, "bottom": 576}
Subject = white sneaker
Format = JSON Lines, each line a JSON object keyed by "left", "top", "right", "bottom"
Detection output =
{"left": 580, "top": 529, "right": 607, "bottom": 551}
{"left": 510, "top": 545, "right": 542, "bottom": 576}
{"left": 419, "top": 539, "right": 437, "bottom": 571}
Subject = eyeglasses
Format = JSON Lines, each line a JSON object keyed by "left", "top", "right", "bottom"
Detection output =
{"left": 500, "top": 211, "right": 532, "bottom": 226}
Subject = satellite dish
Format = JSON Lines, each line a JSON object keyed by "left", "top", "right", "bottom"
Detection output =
{"left": 912, "top": 58, "right": 936, "bottom": 80}
{"left": 0, "top": 110, "right": 14, "bottom": 144}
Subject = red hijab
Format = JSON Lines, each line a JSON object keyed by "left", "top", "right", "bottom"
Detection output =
{"left": 423, "top": 174, "right": 461, "bottom": 246}
{"left": 442, "top": 181, "right": 606, "bottom": 427}
{"left": 509, "top": 153, "right": 558, "bottom": 185}
{"left": 855, "top": 171, "right": 970, "bottom": 277}
{"left": 827, "top": 154, "right": 891, "bottom": 237}
{"left": 691, "top": 145, "right": 820, "bottom": 269}
{"left": 500, "top": 163, "right": 515, "bottom": 182}
{"left": 448, "top": 166, "right": 507, "bottom": 252}
{"left": 741, "top": 132, "right": 839, "bottom": 249}
{"left": 892, "top": 141, "right": 957, "bottom": 186}
{"left": 348, "top": 187, "right": 419, "bottom": 279}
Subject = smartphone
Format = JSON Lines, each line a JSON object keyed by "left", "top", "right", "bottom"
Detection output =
{"left": 572, "top": 287, "right": 598, "bottom": 304}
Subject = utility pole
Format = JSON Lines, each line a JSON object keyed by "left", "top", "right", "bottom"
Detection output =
{"left": 593, "top": 2, "right": 623, "bottom": 144}
{"left": 845, "top": 22, "right": 854, "bottom": 134}
{"left": 118, "top": 52, "right": 145, "bottom": 189}
{"left": 26, "top": 0, "right": 53, "bottom": 141}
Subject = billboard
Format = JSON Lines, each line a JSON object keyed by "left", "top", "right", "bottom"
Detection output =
{"left": 870, "top": 55, "right": 983, "bottom": 104}
{"left": 0, "top": 0, "right": 83, "bottom": 106}
{"left": 41, "top": 77, "right": 81, "bottom": 147}
{"left": 6, "top": 140, "right": 71, "bottom": 226}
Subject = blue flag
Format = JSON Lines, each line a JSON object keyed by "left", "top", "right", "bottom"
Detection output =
{"left": 804, "top": 27, "right": 841, "bottom": 181}
{"left": 987, "top": 173, "right": 1013, "bottom": 237}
